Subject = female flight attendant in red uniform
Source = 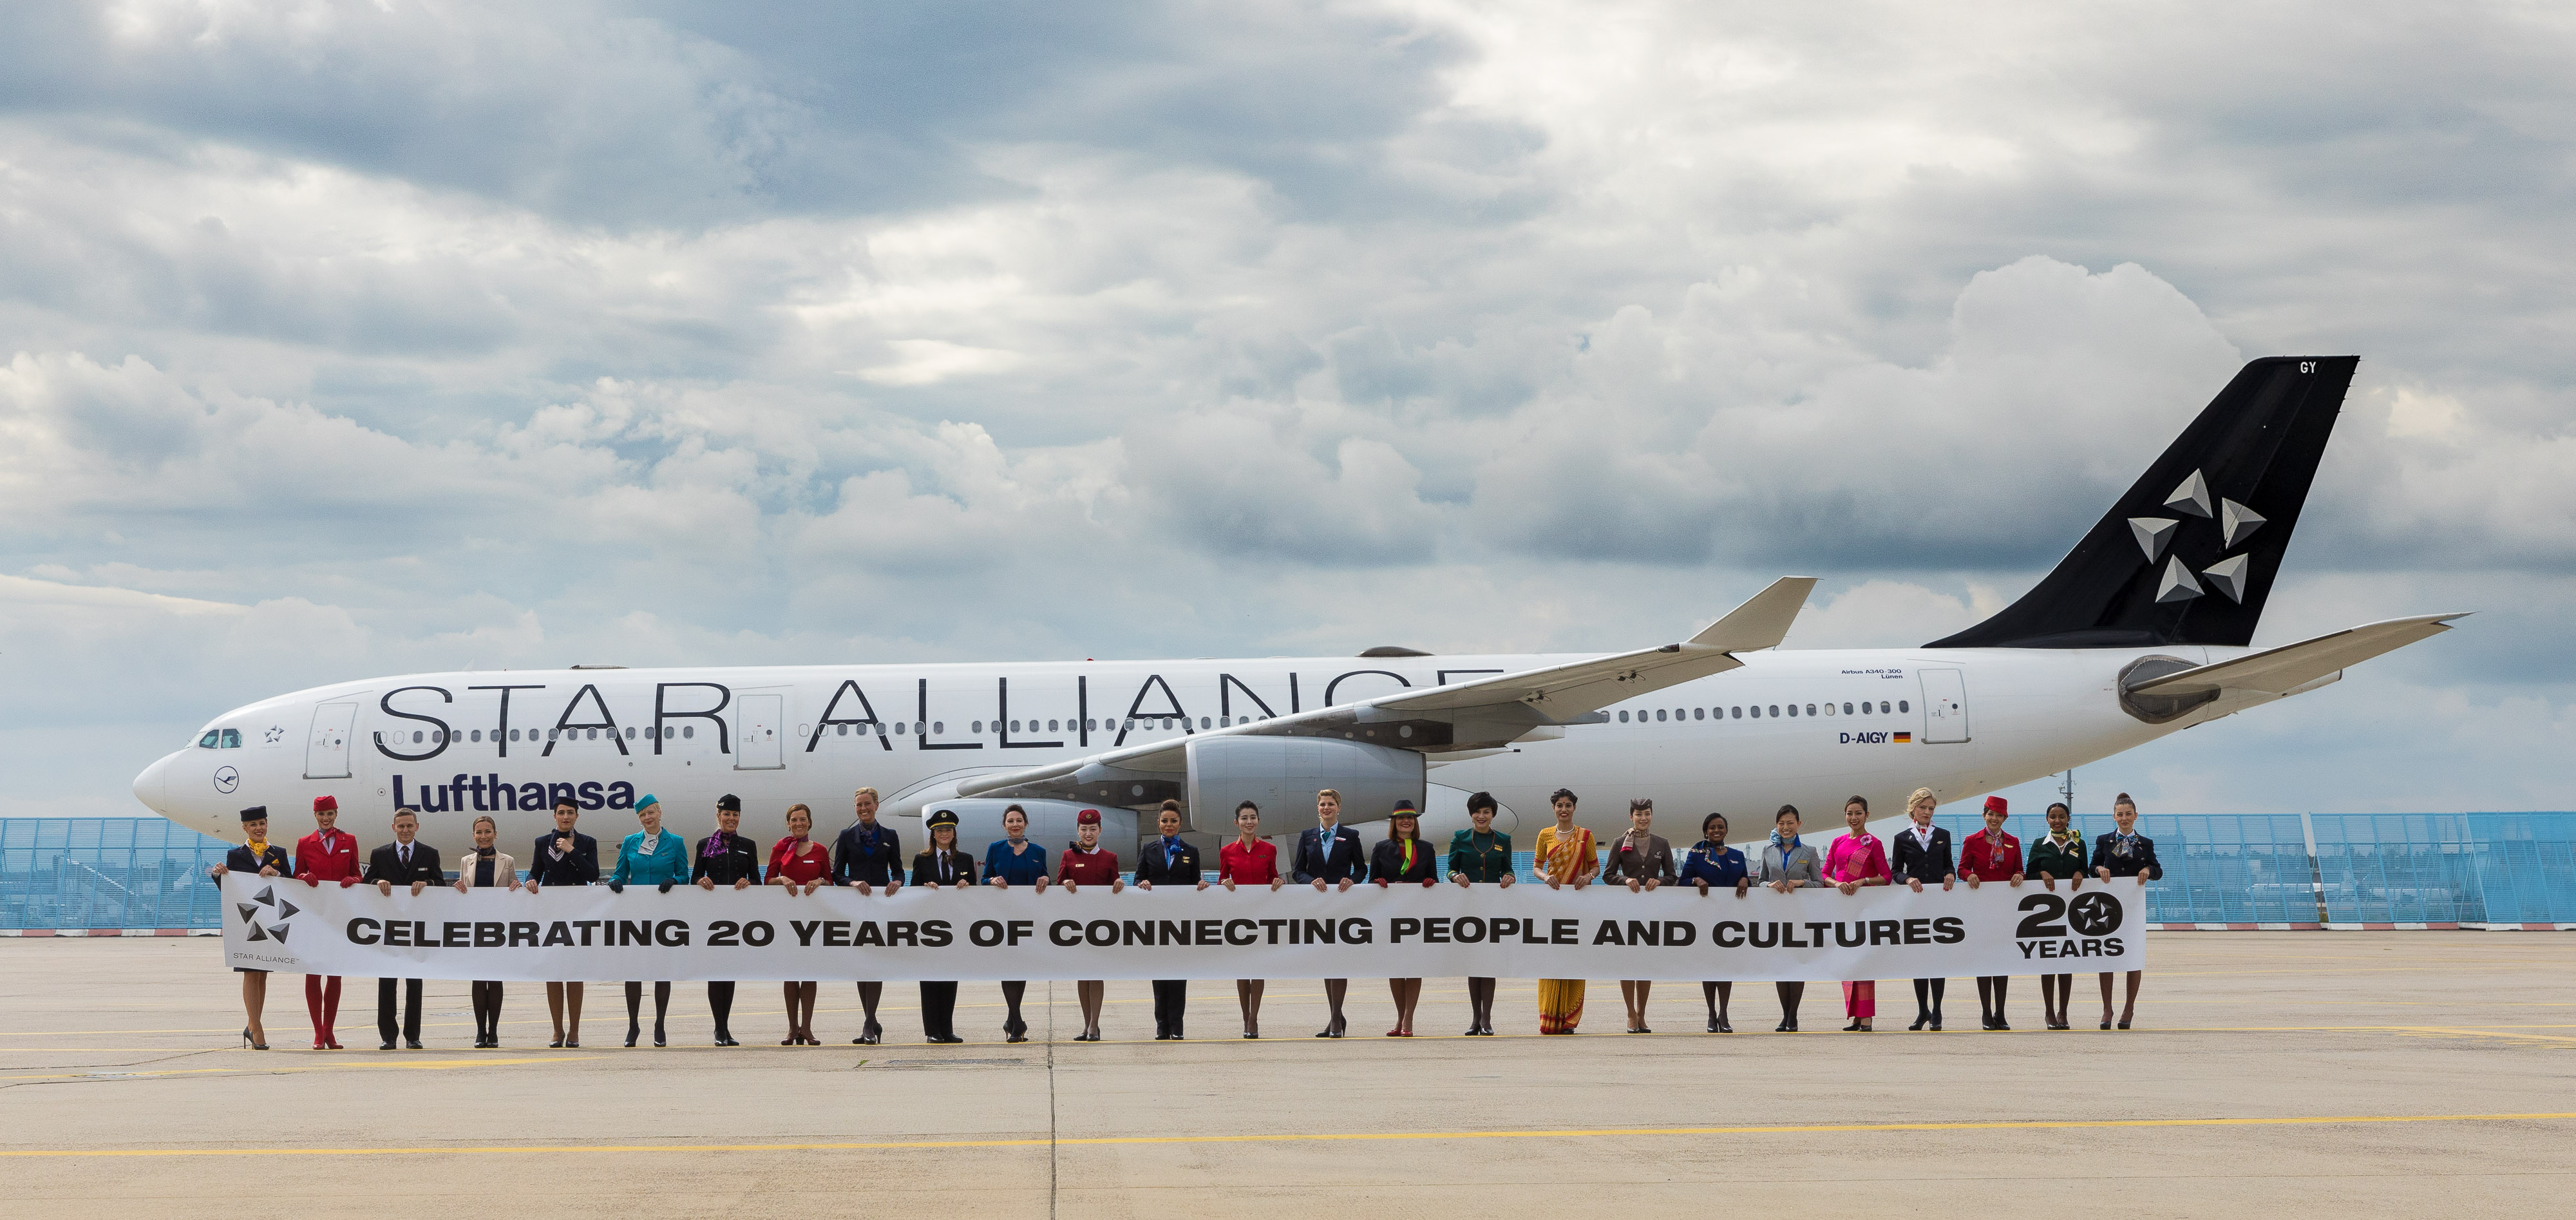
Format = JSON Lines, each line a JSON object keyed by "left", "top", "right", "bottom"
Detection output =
{"left": 1958, "top": 796, "right": 2025, "bottom": 1030}
{"left": 292, "top": 795, "right": 363, "bottom": 1049}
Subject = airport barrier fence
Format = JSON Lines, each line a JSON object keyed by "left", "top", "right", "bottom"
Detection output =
{"left": 5, "top": 814, "right": 2573, "bottom": 932}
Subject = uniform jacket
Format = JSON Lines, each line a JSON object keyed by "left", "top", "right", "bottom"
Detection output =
{"left": 983, "top": 839, "right": 1051, "bottom": 887}
{"left": 1446, "top": 829, "right": 1514, "bottom": 883}
{"left": 527, "top": 830, "right": 600, "bottom": 887}
{"left": 911, "top": 847, "right": 977, "bottom": 887}
{"left": 1291, "top": 824, "right": 1367, "bottom": 884}
{"left": 1369, "top": 837, "right": 1439, "bottom": 884}
{"left": 691, "top": 830, "right": 763, "bottom": 887}
{"left": 459, "top": 849, "right": 517, "bottom": 888}
{"left": 2092, "top": 831, "right": 2163, "bottom": 880}
{"left": 1056, "top": 844, "right": 1121, "bottom": 886}
{"left": 294, "top": 828, "right": 363, "bottom": 884}
{"left": 832, "top": 821, "right": 905, "bottom": 887}
{"left": 220, "top": 842, "right": 292, "bottom": 881}
{"left": 2026, "top": 832, "right": 2090, "bottom": 881}
{"left": 1757, "top": 839, "right": 1824, "bottom": 887}
{"left": 1958, "top": 829, "right": 2022, "bottom": 882}
{"left": 1890, "top": 823, "right": 1955, "bottom": 884}
{"left": 1677, "top": 841, "right": 1748, "bottom": 888}
{"left": 1133, "top": 835, "right": 1202, "bottom": 886}
{"left": 365, "top": 840, "right": 444, "bottom": 886}
{"left": 611, "top": 831, "right": 690, "bottom": 887}
{"left": 1601, "top": 833, "right": 1677, "bottom": 884}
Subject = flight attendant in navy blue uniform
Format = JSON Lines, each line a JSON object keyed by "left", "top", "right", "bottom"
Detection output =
{"left": 833, "top": 786, "right": 904, "bottom": 1045}
{"left": 1889, "top": 788, "right": 1957, "bottom": 1031}
{"left": 981, "top": 803, "right": 1051, "bottom": 1042}
{"left": 209, "top": 806, "right": 291, "bottom": 1049}
{"left": 1291, "top": 788, "right": 1368, "bottom": 1037}
{"left": 523, "top": 797, "right": 600, "bottom": 1047}
{"left": 2093, "top": 794, "right": 2164, "bottom": 1030}
{"left": 1132, "top": 800, "right": 1208, "bottom": 1039}
{"left": 1676, "top": 812, "right": 1752, "bottom": 1032}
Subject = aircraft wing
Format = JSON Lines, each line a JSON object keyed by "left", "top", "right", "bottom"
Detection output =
{"left": 2124, "top": 612, "right": 2468, "bottom": 698}
{"left": 954, "top": 577, "right": 1816, "bottom": 801}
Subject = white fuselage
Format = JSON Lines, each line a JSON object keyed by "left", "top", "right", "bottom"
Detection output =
{"left": 134, "top": 643, "right": 2254, "bottom": 861}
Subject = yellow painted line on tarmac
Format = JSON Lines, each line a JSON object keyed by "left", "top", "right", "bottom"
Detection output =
{"left": 0, "top": 1055, "right": 590, "bottom": 1082}
{"left": 4, "top": 1112, "right": 2573, "bottom": 1158}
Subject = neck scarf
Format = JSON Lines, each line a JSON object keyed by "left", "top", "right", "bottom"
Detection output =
{"left": 1401, "top": 839, "right": 1416, "bottom": 872}
{"left": 702, "top": 832, "right": 730, "bottom": 859}
{"left": 247, "top": 840, "right": 267, "bottom": 857}
{"left": 1162, "top": 835, "right": 1182, "bottom": 866}
{"left": 1771, "top": 830, "right": 1801, "bottom": 853}
{"left": 475, "top": 846, "right": 495, "bottom": 858}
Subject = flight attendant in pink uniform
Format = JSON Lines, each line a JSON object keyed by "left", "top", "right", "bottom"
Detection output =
{"left": 1825, "top": 796, "right": 1891, "bottom": 1031}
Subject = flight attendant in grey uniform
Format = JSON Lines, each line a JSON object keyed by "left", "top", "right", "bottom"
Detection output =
{"left": 1757, "top": 805, "right": 1824, "bottom": 1031}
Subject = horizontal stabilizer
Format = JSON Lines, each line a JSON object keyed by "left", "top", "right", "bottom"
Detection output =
{"left": 2125, "top": 613, "right": 2467, "bottom": 698}
{"left": 1687, "top": 577, "right": 1816, "bottom": 652}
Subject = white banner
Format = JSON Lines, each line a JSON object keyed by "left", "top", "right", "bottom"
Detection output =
{"left": 220, "top": 875, "right": 2148, "bottom": 983}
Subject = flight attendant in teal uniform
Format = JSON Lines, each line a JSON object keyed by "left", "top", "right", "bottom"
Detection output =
{"left": 611, "top": 794, "right": 691, "bottom": 1047}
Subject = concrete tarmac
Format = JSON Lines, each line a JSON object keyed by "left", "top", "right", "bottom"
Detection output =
{"left": 2, "top": 933, "right": 2571, "bottom": 1217}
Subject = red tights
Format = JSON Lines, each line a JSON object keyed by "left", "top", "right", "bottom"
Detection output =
{"left": 304, "top": 975, "right": 342, "bottom": 1043}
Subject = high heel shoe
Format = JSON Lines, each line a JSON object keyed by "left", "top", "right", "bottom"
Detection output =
{"left": 323, "top": 1034, "right": 342, "bottom": 1050}
{"left": 1843, "top": 1020, "right": 1863, "bottom": 1032}
{"left": 625, "top": 1024, "right": 640, "bottom": 1049}
{"left": 550, "top": 1036, "right": 565, "bottom": 1049}
{"left": 1716, "top": 1016, "right": 1732, "bottom": 1033}
{"left": 242, "top": 1027, "right": 268, "bottom": 1051}
{"left": 2117, "top": 1018, "right": 2132, "bottom": 1030}
{"left": 654, "top": 1027, "right": 667, "bottom": 1047}
{"left": 1908, "top": 1015, "right": 1929, "bottom": 1031}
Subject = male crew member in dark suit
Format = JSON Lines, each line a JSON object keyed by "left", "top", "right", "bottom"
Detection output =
{"left": 1291, "top": 787, "right": 1368, "bottom": 1038}
{"left": 522, "top": 797, "right": 599, "bottom": 1047}
{"left": 1132, "top": 800, "right": 1206, "bottom": 1039}
{"left": 832, "top": 786, "right": 904, "bottom": 1044}
{"left": 1890, "top": 786, "right": 1956, "bottom": 1031}
{"left": 364, "top": 808, "right": 443, "bottom": 1049}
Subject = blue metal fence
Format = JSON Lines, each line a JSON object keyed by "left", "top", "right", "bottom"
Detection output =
{"left": 6, "top": 815, "right": 2573, "bottom": 930}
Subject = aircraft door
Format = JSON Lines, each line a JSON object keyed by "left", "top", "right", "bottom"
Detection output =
{"left": 1918, "top": 669, "right": 1969, "bottom": 743}
{"left": 735, "top": 694, "right": 784, "bottom": 770}
{"left": 305, "top": 702, "right": 358, "bottom": 778}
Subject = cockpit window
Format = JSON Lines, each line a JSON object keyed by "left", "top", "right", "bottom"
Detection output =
{"left": 198, "top": 730, "right": 220, "bottom": 748}
{"left": 198, "top": 729, "right": 242, "bottom": 748}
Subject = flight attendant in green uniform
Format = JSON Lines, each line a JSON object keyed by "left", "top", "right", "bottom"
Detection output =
{"left": 2025, "top": 801, "right": 2090, "bottom": 1031}
{"left": 1444, "top": 790, "right": 1514, "bottom": 1036}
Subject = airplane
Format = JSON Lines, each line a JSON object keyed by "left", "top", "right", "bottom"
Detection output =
{"left": 133, "top": 356, "right": 2463, "bottom": 860}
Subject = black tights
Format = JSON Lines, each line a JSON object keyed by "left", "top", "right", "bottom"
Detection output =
{"left": 1466, "top": 977, "right": 1497, "bottom": 1031}
{"left": 1001, "top": 981, "right": 1028, "bottom": 1036}
{"left": 1775, "top": 981, "right": 1804, "bottom": 1025}
{"left": 470, "top": 981, "right": 504, "bottom": 1042}
{"left": 1976, "top": 976, "right": 2010, "bottom": 1023}
{"left": 625, "top": 980, "right": 670, "bottom": 1036}
{"left": 1913, "top": 978, "right": 1947, "bottom": 1018}
{"left": 1701, "top": 980, "right": 1732, "bottom": 1020}
{"left": 707, "top": 981, "right": 735, "bottom": 1038}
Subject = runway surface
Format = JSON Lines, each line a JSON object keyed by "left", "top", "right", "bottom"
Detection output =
{"left": 2, "top": 933, "right": 2570, "bottom": 1217}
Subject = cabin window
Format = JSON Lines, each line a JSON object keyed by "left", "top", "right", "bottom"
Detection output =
{"left": 1199, "top": 717, "right": 1211, "bottom": 729}
{"left": 1899, "top": 701, "right": 1909, "bottom": 713}
{"left": 932, "top": 722, "right": 944, "bottom": 735}
{"left": 1618, "top": 710, "right": 1629, "bottom": 723}
{"left": 1766, "top": 706, "right": 1778, "bottom": 718}
{"left": 894, "top": 722, "right": 907, "bottom": 734}
{"left": 1787, "top": 705, "right": 1799, "bottom": 717}
{"left": 972, "top": 721, "right": 983, "bottom": 734}
{"left": 1806, "top": 704, "right": 1816, "bottom": 716}
{"left": 1049, "top": 720, "right": 1060, "bottom": 731}
{"left": 624, "top": 727, "right": 636, "bottom": 739}
{"left": 1693, "top": 707, "right": 1705, "bottom": 720}
{"left": 682, "top": 726, "right": 695, "bottom": 739}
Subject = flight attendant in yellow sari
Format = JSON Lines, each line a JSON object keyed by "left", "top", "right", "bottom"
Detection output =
{"left": 1534, "top": 788, "right": 1598, "bottom": 1033}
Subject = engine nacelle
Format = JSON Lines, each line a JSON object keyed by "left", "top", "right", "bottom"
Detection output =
{"left": 1183, "top": 736, "right": 1425, "bottom": 832}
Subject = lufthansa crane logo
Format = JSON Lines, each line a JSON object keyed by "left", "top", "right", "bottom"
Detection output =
{"left": 235, "top": 884, "right": 299, "bottom": 946}
{"left": 213, "top": 767, "right": 240, "bottom": 794}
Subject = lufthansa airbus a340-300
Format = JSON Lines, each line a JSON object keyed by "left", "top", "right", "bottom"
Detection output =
{"left": 135, "top": 356, "right": 2461, "bottom": 855}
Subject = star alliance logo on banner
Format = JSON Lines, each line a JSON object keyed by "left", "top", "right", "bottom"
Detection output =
{"left": 235, "top": 884, "right": 300, "bottom": 946}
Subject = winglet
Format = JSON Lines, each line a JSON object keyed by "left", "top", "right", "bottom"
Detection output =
{"left": 1688, "top": 577, "right": 1817, "bottom": 653}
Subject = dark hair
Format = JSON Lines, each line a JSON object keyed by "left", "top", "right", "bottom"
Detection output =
{"left": 554, "top": 797, "right": 578, "bottom": 810}
{"left": 1159, "top": 798, "right": 1182, "bottom": 812}
{"left": 1235, "top": 800, "right": 1259, "bottom": 815}
{"left": 1003, "top": 803, "right": 1027, "bottom": 818}
{"left": 1629, "top": 797, "right": 1653, "bottom": 812}
{"left": 1701, "top": 812, "right": 1727, "bottom": 837}
{"left": 1550, "top": 788, "right": 1578, "bottom": 806}
{"left": 1774, "top": 804, "right": 1799, "bottom": 823}
{"left": 1466, "top": 790, "right": 1498, "bottom": 814}
{"left": 2114, "top": 792, "right": 2137, "bottom": 808}
{"left": 2046, "top": 801, "right": 2072, "bottom": 817}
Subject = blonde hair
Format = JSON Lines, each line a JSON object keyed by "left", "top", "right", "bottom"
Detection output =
{"left": 1907, "top": 787, "right": 1936, "bottom": 810}
{"left": 471, "top": 814, "right": 497, "bottom": 831}
{"left": 853, "top": 787, "right": 880, "bottom": 802}
{"left": 1316, "top": 788, "right": 1341, "bottom": 805}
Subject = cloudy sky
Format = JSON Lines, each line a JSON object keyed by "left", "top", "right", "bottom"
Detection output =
{"left": 3, "top": 0, "right": 2569, "bottom": 817}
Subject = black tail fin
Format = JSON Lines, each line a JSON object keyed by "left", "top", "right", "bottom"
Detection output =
{"left": 1927, "top": 356, "right": 2356, "bottom": 649}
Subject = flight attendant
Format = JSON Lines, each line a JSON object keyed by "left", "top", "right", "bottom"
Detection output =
{"left": 983, "top": 804, "right": 1050, "bottom": 1042}
{"left": 1533, "top": 788, "right": 1597, "bottom": 1034}
{"left": 2026, "top": 801, "right": 2090, "bottom": 1031}
{"left": 209, "top": 806, "right": 290, "bottom": 1049}
{"left": 1291, "top": 788, "right": 1367, "bottom": 1038}
{"left": 1055, "top": 809, "right": 1124, "bottom": 1041}
{"left": 911, "top": 808, "right": 976, "bottom": 1044}
{"left": 610, "top": 793, "right": 689, "bottom": 1047}
{"left": 832, "top": 786, "right": 904, "bottom": 1045}
{"left": 292, "top": 794, "right": 361, "bottom": 1049}
{"left": 770, "top": 803, "right": 830, "bottom": 1045}
{"left": 1370, "top": 801, "right": 1439, "bottom": 1037}
{"left": 1958, "top": 795, "right": 2023, "bottom": 1031}
{"left": 692, "top": 794, "right": 762, "bottom": 1047}
{"left": 1826, "top": 796, "right": 1891, "bottom": 1031}
{"left": 365, "top": 808, "right": 442, "bottom": 1049}
{"left": 1600, "top": 797, "right": 1676, "bottom": 1034}
{"left": 524, "top": 797, "right": 600, "bottom": 1048}
{"left": 1677, "top": 812, "right": 1750, "bottom": 1032}
{"left": 1889, "top": 788, "right": 1956, "bottom": 1030}
{"left": 1132, "top": 800, "right": 1206, "bottom": 1039}
{"left": 1218, "top": 801, "right": 1282, "bottom": 1038}
{"left": 1757, "top": 805, "right": 1823, "bottom": 1031}
{"left": 2094, "top": 794, "right": 2163, "bottom": 1030}
{"left": 1445, "top": 790, "right": 1514, "bottom": 1036}
{"left": 451, "top": 814, "right": 520, "bottom": 1047}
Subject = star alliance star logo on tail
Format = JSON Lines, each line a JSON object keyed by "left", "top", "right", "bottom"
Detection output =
{"left": 236, "top": 884, "right": 300, "bottom": 945}
{"left": 2128, "top": 468, "right": 2266, "bottom": 605}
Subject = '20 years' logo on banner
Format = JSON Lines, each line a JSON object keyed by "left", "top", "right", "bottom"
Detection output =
{"left": 2013, "top": 890, "right": 2126, "bottom": 962}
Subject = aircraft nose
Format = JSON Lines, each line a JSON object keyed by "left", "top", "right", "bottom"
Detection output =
{"left": 133, "top": 752, "right": 173, "bottom": 814}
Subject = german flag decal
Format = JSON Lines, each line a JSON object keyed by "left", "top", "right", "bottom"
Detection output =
{"left": 1893, "top": 732, "right": 1913, "bottom": 743}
